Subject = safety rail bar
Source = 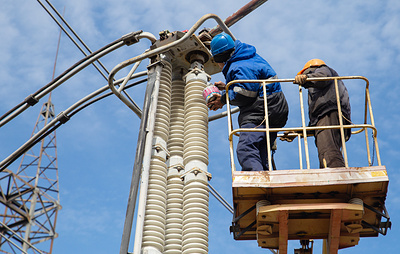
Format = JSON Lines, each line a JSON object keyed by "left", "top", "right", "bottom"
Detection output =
{"left": 225, "top": 76, "right": 381, "bottom": 173}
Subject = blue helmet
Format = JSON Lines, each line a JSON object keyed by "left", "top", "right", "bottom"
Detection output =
{"left": 210, "top": 32, "right": 235, "bottom": 56}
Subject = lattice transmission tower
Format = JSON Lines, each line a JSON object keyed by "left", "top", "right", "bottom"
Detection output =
{"left": 0, "top": 96, "right": 61, "bottom": 254}
{"left": 0, "top": 24, "right": 63, "bottom": 253}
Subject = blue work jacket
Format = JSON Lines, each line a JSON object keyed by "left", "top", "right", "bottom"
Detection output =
{"left": 220, "top": 40, "right": 282, "bottom": 106}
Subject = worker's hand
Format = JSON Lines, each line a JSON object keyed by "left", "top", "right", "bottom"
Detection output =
{"left": 279, "top": 131, "right": 297, "bottom": 142}
{"left": 214, "top": 81, "right": 226, "bottom": 91}
{"left": 207, "top": 93, "right": 223, "bottom": 111}
{"left": 294, "top": 74, "right": 308, "bottom": 85}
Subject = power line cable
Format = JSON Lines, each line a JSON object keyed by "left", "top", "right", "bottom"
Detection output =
{"left": 0, "top": 30, "right": 144, "bottom": 127}
{"left": 36, "top": 0, "right": 140, "bottom": 112}
{"left": 0, "top": 78, "right": 147, "bottom": 171}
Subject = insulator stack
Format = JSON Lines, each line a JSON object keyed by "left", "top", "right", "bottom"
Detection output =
{"left": 154, "top": 61, "right": 173, "bottom": 141}
{"left": 164, "top": 78, "right": 185, "bottom": 254}
{"left": 182, "top": 180, "right": 209, "bottom": 254}
{"left": 168, "top": 79, "right": 185, "bottom": 158}
{"left": 141, "top": 60, "right": 172, "bottom": 253}
{"left": 183, "top": 74, "right": 209, "bottom": 165}
{"left": 182, "top": 66, "right": 210, "bottom": 254}
{"left": 164, "top": 172, "right": 184, "bottom": 253}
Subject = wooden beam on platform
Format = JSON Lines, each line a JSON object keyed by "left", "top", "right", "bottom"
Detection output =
{"left": 328, "top": 209, "right": 342, "bottom": 254}
{"left": 278, "top": 210, "right": 288, "bottom": 254}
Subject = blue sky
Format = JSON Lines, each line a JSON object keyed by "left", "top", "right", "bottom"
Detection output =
{"left": 1, "top": 0, "right": 399, "bottom": 253}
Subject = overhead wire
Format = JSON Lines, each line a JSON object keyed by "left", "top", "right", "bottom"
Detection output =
{"left": 37, "top": 0, "right": 140, "bottom": 111}
{"left": 0, "top": 40, "right": 126, "bottom": 128}
{"left": 43, "top": 0, "right": 110, "bottom": 78}
{"left": 0, "top": 2, "right": 145, "bottom": 128}
{"left": 36, "top": 0, "right": 108, "bottom": 80}
{"left": 0, "top": 77, "right": 147, "bottom": 171}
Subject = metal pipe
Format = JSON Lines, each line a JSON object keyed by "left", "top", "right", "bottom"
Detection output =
{"left": 208, "top": 183, "right": 234, "bottom": 214}
{"left": 365, "top": 81, "right": 382, "bottom": 166}
{"left": 297, "top": 133, "right": 303, "bottom": 170}
{"left": 334, "top": 78, "right": 348, "bottom": 167}
{"left": 225, "top": 76, "right": 378, "bottom": 171}
{"left": 0, "top": 72, "right": 146, "bottom": 170}
{"left": 37, "top": 42, "right": 123, "bottom": 102}
{"left": 298, "top": 85, "right": 311, "bottom": 169}
{"left": 0, "top": 221, "right": 44, "bottom": 254}
{"left": 137, "top": 32, "right": 157, "bottom": 44}
{"left": 108, "top": 14, "right": 235, "bottom": 102}
{"left": 118, "top": 62, "right": 141, "bottom": 93}
{"left": 0, "top": 41, "right": 125, "bottom": 128}
{"left": 110, "top": 57, "right": 144, "bottom": 118}
{"left": 231, "top": 125, "right": 370, "bottom": 137}
{"left": 208, "top": 106, "right": 239, "bottom": 122}
{"left": 209, "top": 0, "right": 269, "bottom": 37}
{"left": 0, "top": 30, "right": 132, "bottom": 127}
{"left": 261, "top": 81, "right": 272, "bottom": 171}
{"left": 225, "top": 83, "right": 237, "bottom": 174}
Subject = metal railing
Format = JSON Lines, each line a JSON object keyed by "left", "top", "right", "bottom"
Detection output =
{"left": 225, "top": 76, "right": 381, "bottom": 173}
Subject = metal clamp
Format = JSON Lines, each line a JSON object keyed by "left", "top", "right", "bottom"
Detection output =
{"left": 180, "top": 167, "right": 212, "bottom": 181}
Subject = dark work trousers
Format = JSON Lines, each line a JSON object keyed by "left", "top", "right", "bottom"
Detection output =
{"left": 237, "top": 123, "right": 277, "bottom": 171}
{"left": 314, "top": 111, "right": 345, "bottom": 168}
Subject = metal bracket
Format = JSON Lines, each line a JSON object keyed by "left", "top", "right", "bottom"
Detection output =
{"left": 230, "top": 204, "right": 257, "bottom": 240}
{"left": 57, "top": 112, "right": 70, "bottom": 124}
{"left": 361, "top": 203, "right": 391, "bottom": 235}
{"left": 152, "top": 143, "right": 170, "bottom": 161}
{"left": 180, "top": 167, "right": 212, "bottom": 181}
{"left": 122, "top": 30, "right": 143, "bottom": 46}
{"left": 25, "top": 95, "right": 39, "bottom": 106}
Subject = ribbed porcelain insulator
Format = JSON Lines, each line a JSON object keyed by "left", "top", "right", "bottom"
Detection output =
{"left": 181, "top": 69, "right": 209, "bottom": 254}
{"left": 168, "top": 80, "right": 185, "bottom": 158}
{"left": 164, "top": 78, "right": 186, "bottom": 254}
{"left": 183, "top": 78, "right": 208, "bottom": 165}
{"left": 164, "top": 178, "right": 184, "bottom": 254}
{"left": 142, "top": 159, "right": 168, "bottom": 251}
{"left": 142, "top": 60, "right": 172, "bottom": 253}
{"left": 154, "top": 62, "right": 173, "bottom": 141}
{"left": 182, "top": 181, "right": 209, "bottom": 254}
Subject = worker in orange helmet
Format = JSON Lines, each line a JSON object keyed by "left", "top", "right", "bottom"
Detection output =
{"left": 294, "top": 59, "right": 351, "bottom": 168}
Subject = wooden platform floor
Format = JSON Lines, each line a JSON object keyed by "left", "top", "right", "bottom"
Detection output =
{"left": 231, "top": 166, "right": 389, "bottom": 252}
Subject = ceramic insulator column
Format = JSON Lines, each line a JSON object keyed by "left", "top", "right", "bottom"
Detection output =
{"left": 164, "top": 76, "right": 186, "bottom": 254}
{"left": 141, "top": 59, "right": 172, "bottom": 253}
{"left": 182, "top": 63, "right": 210, "bottom": 254}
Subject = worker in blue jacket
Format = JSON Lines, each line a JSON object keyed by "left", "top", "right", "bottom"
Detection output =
{"left": 208, "top": 32, "right": 288, "bottom": 171}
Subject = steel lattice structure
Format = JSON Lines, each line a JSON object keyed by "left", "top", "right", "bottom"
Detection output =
{"left": 0, "top": 99, "right": 60, "bottom": 254}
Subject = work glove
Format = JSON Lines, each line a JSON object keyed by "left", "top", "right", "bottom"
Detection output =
{"left": 214, "top": 81, "right": 226, "bottom": 91}
{"left": 294, "top": 74, "right": 308, "bottom": 85}
{"left": 207, "top": 93, "right": 224, "bottom": 111}
{"left": 279, "top": 131, "right": 298, "bottom": 142}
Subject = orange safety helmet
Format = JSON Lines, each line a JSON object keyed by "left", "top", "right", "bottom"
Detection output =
{"left": 297, "top": 59, "right": 326, "bottom": 75}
